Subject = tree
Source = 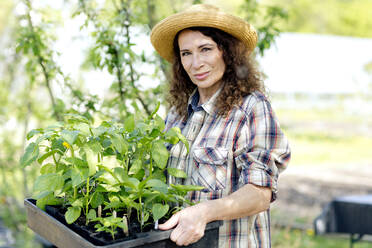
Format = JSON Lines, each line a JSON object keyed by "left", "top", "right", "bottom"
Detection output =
{"left": 240, "top": 0, "right": 288, "bottom": 56}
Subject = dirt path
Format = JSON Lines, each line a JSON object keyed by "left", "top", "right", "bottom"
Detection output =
{"left": 271, "top": 164, "right": 372, "bottom": 228}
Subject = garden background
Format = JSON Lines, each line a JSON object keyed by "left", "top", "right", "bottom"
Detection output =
{"left": 0, "top": 0, "right": 371, "bottom": 247}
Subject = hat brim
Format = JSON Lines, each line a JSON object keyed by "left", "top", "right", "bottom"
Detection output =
{"left": 150, "top": 5, "right": 257, "bottom": 63}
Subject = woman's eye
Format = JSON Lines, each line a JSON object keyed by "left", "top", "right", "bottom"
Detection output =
{"left": 181, "top": 51, "right": 191, "bottom": 56}
{"left": 201, "top": 47, "right": 211, "bottom": 52}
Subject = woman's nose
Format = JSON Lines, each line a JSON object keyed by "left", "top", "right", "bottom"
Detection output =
{"left": 191, "top": 54, "right": 204, "bottom": 69}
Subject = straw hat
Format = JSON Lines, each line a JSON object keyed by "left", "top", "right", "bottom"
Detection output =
{"left": 150, "top": 4, "right": 257, "bottom": 62}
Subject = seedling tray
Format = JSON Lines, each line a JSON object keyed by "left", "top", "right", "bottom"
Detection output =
{"left": 25, "top": 198, "right": 220, "bottom": 248}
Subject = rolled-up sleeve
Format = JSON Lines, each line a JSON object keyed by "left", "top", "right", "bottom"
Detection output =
{"left": 234, "top": 97, "right": 291, "bottom": 201}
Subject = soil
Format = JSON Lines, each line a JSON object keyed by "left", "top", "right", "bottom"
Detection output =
{"left": 45, "top": 205, "right": 161, "bottom": 246}
{"left": 271, "top": 163, "right": 372, "bottom": 228}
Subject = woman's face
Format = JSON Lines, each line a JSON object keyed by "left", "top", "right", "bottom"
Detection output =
{"left": 178, "top": 29, "right": 226, "bottom": 100}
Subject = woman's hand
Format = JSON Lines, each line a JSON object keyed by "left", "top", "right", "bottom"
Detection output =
{"left": 158, "top": 184, "right": 271, "bottom": 246}
{"left": 158, "top": 203, "right": 209, "bottom": 246}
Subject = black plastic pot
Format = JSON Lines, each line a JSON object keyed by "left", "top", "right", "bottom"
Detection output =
{"left": 25, "top": 198, "right": 221, "bottom": 248}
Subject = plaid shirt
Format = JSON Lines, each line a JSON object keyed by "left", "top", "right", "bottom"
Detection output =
{"left": 164, "top": 88, "right": 290, "bottom": 248}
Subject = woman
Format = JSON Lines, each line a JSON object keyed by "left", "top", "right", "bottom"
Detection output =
{"left": 150, "top": 4, "right": 290, "bottom": 248}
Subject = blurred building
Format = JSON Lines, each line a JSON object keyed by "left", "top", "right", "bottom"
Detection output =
{"left": 258, "top": 33, "right": 372, "bottom": 115}
{"left": 258, "top": 32, "right": 372, "bottom": 95}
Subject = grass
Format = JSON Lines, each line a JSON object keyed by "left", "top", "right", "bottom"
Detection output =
{"left": 272, "top": 227, "right": 372, "bottom": 248}
{"left": 275, "top": 107, "right": 370, "bottom": 125}
{"left": 285, "top": 131, "right": 372, "bottom": 166}
{"left": 274, "top": 102, "right": 372, "bottom": 166}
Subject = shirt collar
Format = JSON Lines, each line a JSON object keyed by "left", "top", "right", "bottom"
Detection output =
{"left": 187, "top": 85, "right": 223, "bottom": 117}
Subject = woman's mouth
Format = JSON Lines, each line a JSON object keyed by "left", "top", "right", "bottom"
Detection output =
{"left": 194, "top": 72, "right": 209, "bottom": 80}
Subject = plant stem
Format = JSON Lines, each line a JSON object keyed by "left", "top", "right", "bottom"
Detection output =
{"left": 70, "top": 146, "right": 75, "bottom": 158}
{"left": 125, "top": 153, "right": 130, "bottom": 174}
{"left": 111, "top": 227, "right": 115, "bottom": 240}
{"left": 149, "top": 149, "right": 153, "bottom": 178}
{"left": 52, "top": 153, "right": 58, "bottom": 166}
{"left": 139, "top": 197, "right": 143, "bottom": 232}
{"left": 98, "top": 205, "right": 102, "bottom": 218}
{"left": 85, "top": 177, "right": 90, "bottom": 225}
{"left": 74, "top": 187, "right": 77, "bottom": 200}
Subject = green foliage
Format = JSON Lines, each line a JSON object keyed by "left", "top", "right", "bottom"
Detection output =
{"left": 75, "top": 0, "right": 165, "bottom": 119}
{"left": 23, "top": 109, "right": 200, "bottom": 236}
{"left": 240, "top": 0, "right": 288, "bottom": 56}
{"left": 263, "top": 0, "right": 372, "bottom": 38}
{"left": 93, "top": 213, "right": 128, "bottom": 240}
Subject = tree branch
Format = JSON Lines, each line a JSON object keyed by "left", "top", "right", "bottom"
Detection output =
{"left": 24, "top": 0, "right": 61, "bottom": 121}
{"left": 122, "top": 2, "right": 151, "bottom": 115}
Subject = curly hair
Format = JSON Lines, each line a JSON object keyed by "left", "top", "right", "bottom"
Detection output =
{"left": 168, "top": 27, "right": 266, "bottom": 118}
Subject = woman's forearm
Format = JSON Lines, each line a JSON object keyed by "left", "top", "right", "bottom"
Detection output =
{"left": 201, "top": 184, "right": 272, "bottom": 222}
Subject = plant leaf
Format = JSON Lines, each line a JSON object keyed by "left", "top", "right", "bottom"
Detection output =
{"left": 87, "top": 209, "right": 97, "bottom": 220}
{"left": 164, "top": 128, "right": 179, "bottom": 145}
{"left": 167, "top": 168, "right": 187, "bottom": 178}
{"left": 33, "top": 190, "right": 53, "bottom": 200}
{"left": 152, "top": 168, "right": 166, "bottom": 182}
{"left": 133, "top": 169, "right": 145, "bottom": 181}
{"left": 111, "top": 134, "right": 128, "bottom": 154}
{"left": 88, "top": 139, "right": 102, "bottom": 153}
{"left": 40, "top": 163, "right": 55, "bottom": 174}
{"left": 146, "top": 179, "right": 168, "bottom": 189}
{"left": 26, "top": 129, "right": 41, "bottom": 140}
{"left": 169, "top": 127, "right": 189, "bottom": 153}
{"left": 74, "top": 123, "right": 91, "bottom": 136}
{"left": 154, "top": 114, "right": 165, "bottom": 131}
{"left": 35, "top": 132, "right": 53, "bottom": 145}
{"left": 122, "top": 177, "right": 140, "bottom": 191}
{"left": 36, "top": 193, "right": 63, "bottom": 210}
{"left": 37, "top": 150, "right": 60, "bottom": 165}
{"left": 151, "top": 140, "right": 169, "bottom": 169}
{"left": 20, "top": 142, "right": 39, "bottom": 168}
{"left": 124, "top": 114, "right": 135, "bottom": 133}
{"left": 85, "top": 148, "right": 98, "bottom": 176}
{"left": 51, "top": 138, "right": 66, "bottom": 152}
{"left": 152, "top": 203, "right": 169, "bottom": 221}
{"left": 146, "top": 179, "right": 168, "bottom": 194}
{"left": 71, "top": 198, "right": 84, "bottom": 208}
{"left": 61, "top": 130, "right": 79, "bottom": 146}
{"left": 64, "top": 113, "right": 90, "bottom": 124}
{"left": 170, "top": 184, "right": 205, "bottom": 192}
{"left": 65, "top": 206, "right": 81, "bottom": 224}
{"left": 71, "top": 168, "right": 85, "bottom": 187}
{"left": 64, "top": 157, "right": 87, "bottom": 168}
{"left": 90, "top": 192, "right": 104, "bottom": 208}
{"left": 33, "top": 173, "right": 64, "bottom": 193}
{"left": 113, "top": 167, "right": 126, "bottom": 183}
{"left": 98, "top": 183, "right": 120, "bottom": 192}
{"left": 128, "top": 159, "right": 141, "bottom": 175}
{"left": 91, "top": 126, "right": 107, "bottom": 137}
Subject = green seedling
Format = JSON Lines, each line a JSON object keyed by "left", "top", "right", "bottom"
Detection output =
{"left": 22, "top": 104, "right": 201, "bottom": 240}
